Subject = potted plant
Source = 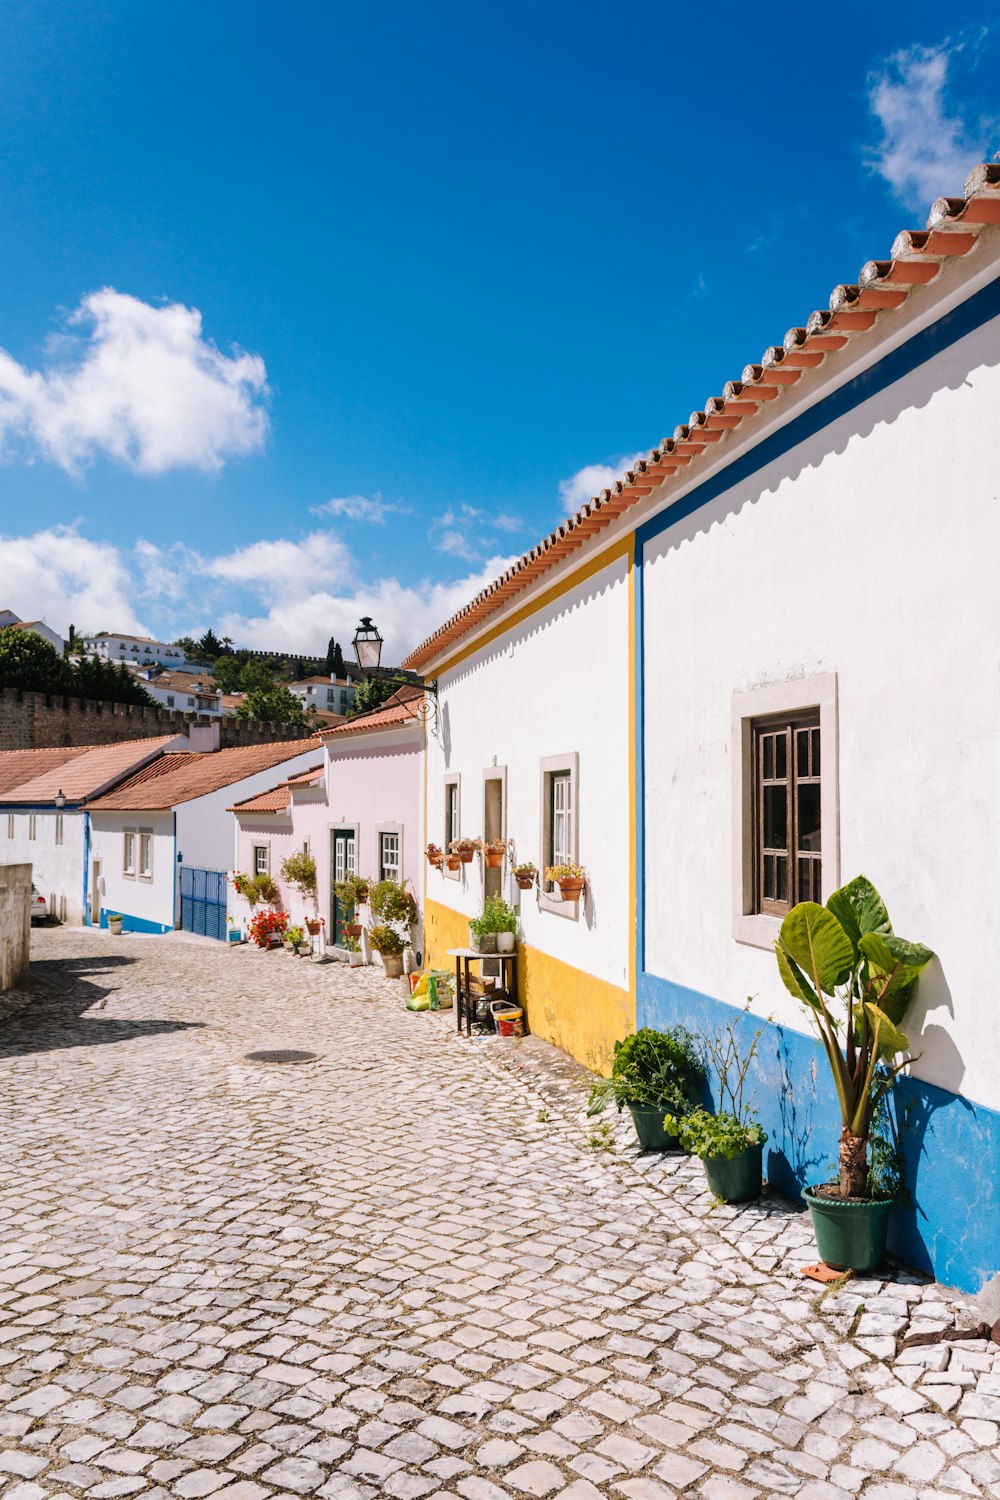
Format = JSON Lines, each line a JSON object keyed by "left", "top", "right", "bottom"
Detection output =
{"left": 341, "top": 919, "right": 363, "bottom": 941}
{"left": 254, "top": 873, "right": 279, "bottom": 905}
{"left": 484, "top": 838, "right": 508, "bottom": 869}
{"left": 469, "top": 895, "right": 517, "bottom": 954}
{"left": 284, "top": 924, "right": 303, "bottom": 952}
{"left": 248, "top": 909, "right": 289, "bottom": 949}
{"left": 344, "top": 934, "right": 364, "bottom": 967}
{"left": 369, "top": 878, "right": 418, "bottom": 927}
{"left": 588, "top": 1027, "right": 704, "bottom": 1152}
{"left": 452, "top": 837, "right": 480, "bottom": 865}
{"left": 513, "top": 862, "right": 536, "bottom": 890}
{"left": 280, "top": 850, "right": 317, "bottom": 895}
{"left": 368, "top": 923, "right": 406, "bottom": 978}
{"left": 545, "top": 863, "right": 586, "bottom": 900}
{"left": 774, "top": 876, "right": 934, "bottom": 1272}
{"left": 446, "top": 852, "right": 461, "bottom": 871}
{"left": 426, "top": 842, "right": 445, "bottom": 868}
{"left": 665, "top": 1001, "right": 768, "bottom": 1203}
{"left": 305, "top": 917, "right": 322, "bottom": 936}
{"left": 107, "top": 912, "right": 124, "bottom": 935}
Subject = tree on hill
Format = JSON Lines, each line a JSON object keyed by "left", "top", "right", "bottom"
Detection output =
{"left": 211, "top": 654, "right": 248, "bottom": 694}
{"left": 348, "top": 674, "right": 401, "bottom": 716}
{"left": 198, "top": 628, "right": 222, "bottom": 658}
{"left": 325, "top": 638, "right": 347, "bottom": 678}
{"left": 233, "top": 683, "right": 308, "bottom": 725}
{"left": 173, "top": 636, "right": 198, "bottom": 655}
{"left": 0, "top": 628, "right": 154, "bottom": 706}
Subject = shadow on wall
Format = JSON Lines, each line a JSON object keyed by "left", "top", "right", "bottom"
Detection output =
{"left": 0, "top": 954, "right": 204, "bottom": 1059}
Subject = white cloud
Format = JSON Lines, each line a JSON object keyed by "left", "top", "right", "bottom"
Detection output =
{"left": 203, "top": 532, "right": 353, "bottom": 602}
{"left": 558, "top": 453, "right": 644, "bottom": 516}
{"left": 0, "top": 289, "right": 268, "bottom": 476}
{"left": 311, "top": 493, "right": 411, "bottom": 524}
{"left": 428, "top": 503, "right": 525, "bottom": 562}
{"left": 0, "top": 523, "right": 147, "bottom": 636}
{"left": 865, "top": 39, "right": 995, "bottom": 211}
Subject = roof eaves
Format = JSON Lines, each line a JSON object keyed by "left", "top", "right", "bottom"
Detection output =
{"left": 401, "top": 163, "right": 1000, "bottom": 674}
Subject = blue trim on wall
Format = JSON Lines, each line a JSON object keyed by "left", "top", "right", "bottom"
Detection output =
{"left": 82, "top": 812, "right": 91, "bottom": 927}
{"left": 633, "top": 275, "right": 1000, "bottom": 1294}
{"left": 98, "top": 908, "right": 171, "bottom": 936}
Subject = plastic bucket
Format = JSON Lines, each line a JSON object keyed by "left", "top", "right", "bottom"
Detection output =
{"left": 492, "top": 1004, "right": 524, "bottom": 1037}
{"left": 627, "top": 1104, "right": 679, "bottom": 1154}
{"left": 702, "top": 1142, "right": 764, "bottom": 1203}
{"left": 804, "top": 1187, "right": 893, "bottom": 1272}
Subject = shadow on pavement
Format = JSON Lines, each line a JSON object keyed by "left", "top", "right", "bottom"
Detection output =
{"left": 0, "top": 960, "right": 204, "bottom": 1059}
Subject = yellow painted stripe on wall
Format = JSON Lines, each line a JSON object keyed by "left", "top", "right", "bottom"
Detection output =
{"left": 428, "top": 533, "right": 634, "bottom": 681}
{"left": 424, "top": 896, "right": 632, "bottom": 1077}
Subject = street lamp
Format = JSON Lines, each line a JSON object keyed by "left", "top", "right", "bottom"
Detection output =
{"left": 352, "top": 617, "right": 384, "bottom": 673}
{"left": 54, "top": 789, "right": 66, "bottom": 810}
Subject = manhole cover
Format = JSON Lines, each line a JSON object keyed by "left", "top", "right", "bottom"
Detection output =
{"left": 244, "top": 1049, "right": 318, "bottom": 1064}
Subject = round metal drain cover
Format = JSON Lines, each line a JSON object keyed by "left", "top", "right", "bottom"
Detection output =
{"left": 244, "top": 1049, "right": 318, "bottom": 1064}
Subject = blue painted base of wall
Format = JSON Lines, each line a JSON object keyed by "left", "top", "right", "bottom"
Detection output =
{"left": 98, "top": 908, "right": 172, "bottom": 936}
{"left": 639, "top": 973, "right": 1000, "bottom": 1294}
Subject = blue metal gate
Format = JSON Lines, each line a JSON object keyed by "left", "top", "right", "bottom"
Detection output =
{"left": 180, "top": 866, "right": 227, "bottom": 940}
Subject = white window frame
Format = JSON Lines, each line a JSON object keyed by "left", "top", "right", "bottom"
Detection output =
{"left": 732, "top": 673, "right": 839, "bottom": 951}
{"left": 123, "top": 828, "right": 136, "bottom": 878}
{"left": 253, "top": 844, "right": 270, "bottom": 877}
{"left": 443, "top": 774, "right": 461, "bottom": 881}
{"left": 55, "top": 812, "right": 64, "bottom": 846}
{"left": 539, "top": 752, "right": 580, "bottom": 919}
{"left": 138, "top": 829, "right": 154, "bottom": 882}
{"left": 376, "top": 825, "right": 402, "bottom": 884}
{"left": 28, "top": 813, "right": 37, "bottom": 842}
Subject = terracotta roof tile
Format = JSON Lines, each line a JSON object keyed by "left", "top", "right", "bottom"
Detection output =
{"left": 0, "top": 746, "right": 89, "bottom": 798}
{"left": 229, "top": 785, "right": 291, "bottom": 815}
{"left": 89, "top": 737, "right": 323, "bottom": 811}
{"left": 319, "top": 686, "right": 424, "bottom": 738}
{"left": 1, "top": 737, "right": 181, "bottom": 805}
{"left": 401, "top": 162, "right": 1000, "bottom": 673}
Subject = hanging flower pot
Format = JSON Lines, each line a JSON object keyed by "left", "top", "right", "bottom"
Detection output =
{"left": 513, "top": 865, "right": 536, "bottom": 890}
{"left": 344, "top": 922, "right": 363, "bottom": 940}
{"left": 425, "top": 843, "right": 444, "bottom": 867}
{"left": 306, "top": 919, "right": 321, "bottom": 936}
{"left": 446, "top": 855, "right": 461, "bottom": 871}
{"left": 452, "top": 838, "right": 481, "bottom": 865}
{"left": 484, "top": 839, "right": 507, "bottom": 869}
{"left": 546, "top": 865, "right": 586, "bottom": 901}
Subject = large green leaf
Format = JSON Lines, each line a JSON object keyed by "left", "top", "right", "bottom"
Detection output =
{"left": 775, "top": 941, "right": 821, "bottom": 1010}
{"left": 778, "top": 903, "right": 855, "bottom": 996}
{"left": 864, "top": 1002, "right": 910, "bottom": 1058}
{"left": 827, "top": 875, "right": 891, "bottom": 952}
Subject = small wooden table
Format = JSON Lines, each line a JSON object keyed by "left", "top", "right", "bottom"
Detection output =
{"left": 447, "top": 948, "right": 519, "bottom": 1036}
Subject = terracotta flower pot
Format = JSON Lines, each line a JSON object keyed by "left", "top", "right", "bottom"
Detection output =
{"left": 557, "top": 877, "right": 585, "bottom": 900}
{"left": 484, "top": 850, "right": 504, "bottom": 868}
{"left": 515, "top": 874, "right": 535, "bottom": 889}
{"left": 446, "top": 856, "right": 461, "bottom": 871}
{"left": 306, "top": 920, "right": 321, "bottom": 935}
{"left": 458, "top": 850, "right": 474, "bottom": 864}
{"left": 381, "top": 953, "right": 404, "bottom": 978}
{"left": 345, "top": 922, "right": 363, "bottom": 939}
{"left": 355, "top": 883, "right": 369, "bottom": 902}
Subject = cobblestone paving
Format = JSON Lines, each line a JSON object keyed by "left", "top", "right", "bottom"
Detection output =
{"left": 2, "top": 929, "right": 999, "bottom": 1500}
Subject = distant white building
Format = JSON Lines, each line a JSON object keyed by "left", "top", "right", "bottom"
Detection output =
{"left": 79, "top": 632, "right": 193, "bottom": 669}
{"left": 288, "top": 674, "right": 357, "bottom": 717}
{"left": 0, "top": 610, "right": 66, "bottom": 656}
{"left": 132, "top": 668, "right": 222, "bottom": 716}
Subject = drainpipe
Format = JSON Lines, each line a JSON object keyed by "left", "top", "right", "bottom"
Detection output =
{"left": 82, "top": 811, "right": 91, "bottom": 926}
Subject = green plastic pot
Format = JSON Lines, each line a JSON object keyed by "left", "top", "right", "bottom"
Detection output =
{"left": 804, "top": 1186, "right": 893, "bottom": 1272}
{"left": 702, "top": 1142, "right": 763, "bottom": 1203}
{"left": 627, "top": 1104, "right": 679, "bottom": 1153}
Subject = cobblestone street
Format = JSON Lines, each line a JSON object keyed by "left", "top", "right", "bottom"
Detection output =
{"left": 2, "top": 929, "right": 999, "bottom": 1500}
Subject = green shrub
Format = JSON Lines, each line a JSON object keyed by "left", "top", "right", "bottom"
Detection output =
{"left": 588, "top": 1026, "right": 704, "bottom": 1117}
{"left": 666, "top": 1108, "right": 766, "bottom": 1160}
{"left": 281, "top": 850, "right": 317, "bottom": 894}
{"left": 369, "top": 879, "right": 417, "bottom": 925}
{"left": 368, "top": 923, "right": 405, "bottom": 957}
{"left": 470, "top": 895, "right": 517, "bottom": 941}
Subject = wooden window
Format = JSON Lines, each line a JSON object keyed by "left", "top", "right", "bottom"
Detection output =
{"left": 123, "top": 829, "right": 136, "bottom": 877}
{"left": 753, "top": 714, "right": 821, "bottom": 915}
{"left": 550, "top": 772, "right": 573, "bottom": 869}
{"left": 445, "top": 780, "right": 459, "bottom": 847}
{"left": 138, "top": 831, "right": 153, "bottom": 881}
{"left": 379, "top": 832, "right": 400, "bottom": 883}
{"left": 253, "top": 844, "right": 269, "bottom": 876}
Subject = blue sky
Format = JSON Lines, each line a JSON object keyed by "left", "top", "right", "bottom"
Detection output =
{"left": 1, "top": 2, "right": 998, "bottom": 659}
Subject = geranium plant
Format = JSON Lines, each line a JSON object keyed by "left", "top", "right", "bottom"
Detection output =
{"left": 247, "top": 909, "right": 289, "bottom": 948}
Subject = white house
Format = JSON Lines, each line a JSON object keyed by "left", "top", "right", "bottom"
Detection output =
{"left": 87, "top": 737, "right": 323, "bottom": 936}
{"left": 403, "top": 162, "right": 1000, "bottom": 1294}
{"left": 131, "top": 668, "right": 223, "bottom": 716}
{"left": 80, "top": 632, "right": 193, "bottom": 669}
{"left": 287, "top": 674, "right": 357, "bottom": 717}
{"left": 0, "top": 737, "right": 185, "bottom": 924}
{"left": 0, "top": 610, "right": 66, "bottom": 655}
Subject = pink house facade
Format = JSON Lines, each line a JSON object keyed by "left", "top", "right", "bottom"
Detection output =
{"left": 230, "top": 690, "right": 425, "bottom": 958}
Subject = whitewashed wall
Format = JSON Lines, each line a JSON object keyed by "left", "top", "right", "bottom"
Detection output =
{"left": 90, "top": 812, "right": 175, "bottom": 929}
{"left": 426, "top": 553, "right": 632, "bottom": 989}
{"left": 0, "top": 810, "right": 85, "bottom": 923}
{"left": 642, "top": 309, "right": 1000, "bottom": 1111}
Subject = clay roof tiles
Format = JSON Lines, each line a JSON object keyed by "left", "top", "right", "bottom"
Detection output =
{"left": 228, "top": 763, "right": 324, "bottom": 814}
{"left": 401, "top": 162, "right": 1000, "bottom": 674}
{"left": 319, "top": 686, "right": 424, "bottom": 739}
{"left": 1, "top": 737, "right": 182, "bottom": 805}
{"left": 89, "top": 737, "right": 323, "bottom": 811}
{"left": 0, "top": 746, "right": 92, "bottom": 798}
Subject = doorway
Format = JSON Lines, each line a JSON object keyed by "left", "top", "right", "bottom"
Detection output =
{"left": 483, "top": 772, "right": 505, "bottom": 901}
{"left": 330, "top": 827, "right": 356, "bottom": 945}
{"left": 90, "top": 859, "right": 101, "bottom": 924}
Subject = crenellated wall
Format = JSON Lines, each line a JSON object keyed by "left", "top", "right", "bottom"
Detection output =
{"left": 0, "top": 688, "right": 313, "bottom": 751}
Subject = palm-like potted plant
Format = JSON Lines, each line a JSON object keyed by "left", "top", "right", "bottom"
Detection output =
{"left": 665, "top": 1000, "right": 768, "bottom": 1203}
{"left": 774, "top": 875, "right": 933, "bottom": 1272}
{"left": 588, "top": 1027, "right": 704, "bottom": 1152}
{"left": 545, "top": 863, "right": 586, "bottom": 900}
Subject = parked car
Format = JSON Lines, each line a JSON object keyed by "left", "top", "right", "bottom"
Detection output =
{"left": 30, "top": 886, "right": 49, "bottom": 923}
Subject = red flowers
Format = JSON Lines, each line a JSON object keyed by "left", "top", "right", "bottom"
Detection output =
{"left": 247, "top": 909, "right": 290, "bottom": 948}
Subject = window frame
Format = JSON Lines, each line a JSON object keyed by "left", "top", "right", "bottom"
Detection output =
{"left": 538, "top": 752, "right": 580, "bottom": 918}
{"left": 252, "top": 843, "right": 270, "bottom": 877}
{"left": 443, "top": 774, "right": 461, "bottom": 881}
{"left": 377, "top": 827, "right": 402, "bottom": 884}
{"left": 138, "top": 828, "right": 154, "bottom": 882}
{"left": 123, "top": 828, "right": 136, "bottom": 878}
{"left": 54, "top": 811, "right": 64, "bottom": 846}
{"left": 752, "top": 712, "right": 821, "bottom": 916}
{"left": 732, "top": 674, "right": 839, "bottom": 950}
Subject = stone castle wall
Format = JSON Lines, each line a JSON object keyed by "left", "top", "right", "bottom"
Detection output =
{"left": 0, "top": 688, "right": 313, "bottom": 751}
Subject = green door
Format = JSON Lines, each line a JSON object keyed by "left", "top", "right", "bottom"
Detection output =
{"left": 331, "top": 828, "right": 356, "bottom": 945}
